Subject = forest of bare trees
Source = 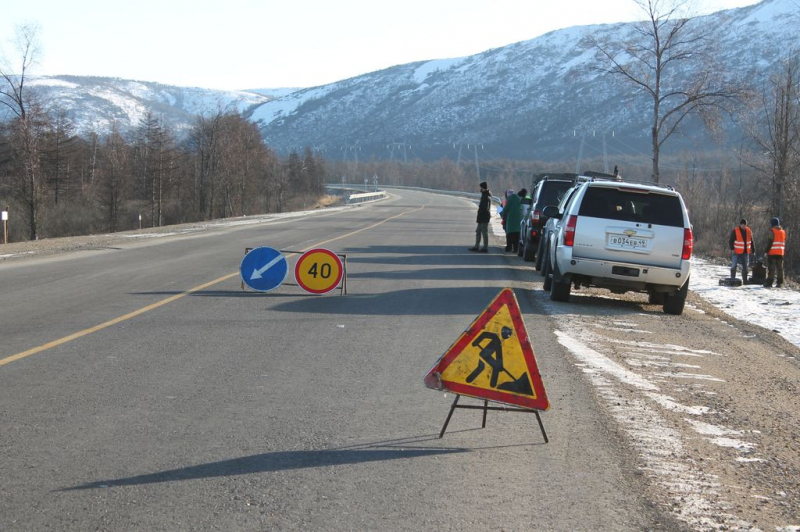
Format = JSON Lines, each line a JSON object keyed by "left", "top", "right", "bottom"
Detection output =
{"left": 0, "top": 108, "right": 327, "bottom": 242}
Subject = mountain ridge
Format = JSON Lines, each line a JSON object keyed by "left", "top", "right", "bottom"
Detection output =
{"left": 251, "top": 0, "right": 798, "bottom": 161}
{"left": 14, "top": 0, "right": 799, "bottom": 162}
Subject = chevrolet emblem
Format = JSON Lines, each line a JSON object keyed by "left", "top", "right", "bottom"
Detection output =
{"left": 624, "top": 229, "right": 637, "bottom": 236}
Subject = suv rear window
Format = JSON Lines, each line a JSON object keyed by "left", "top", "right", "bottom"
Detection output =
{"left": 578, "top": 187, "right": 684, "bottom": 227}
{"left": 537, "top": 182, "right": 573, "bottom": 207}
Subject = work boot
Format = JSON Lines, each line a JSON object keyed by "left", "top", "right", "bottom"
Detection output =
{"left": 468, "top": 247, "right": 479, "bottom": 252}
{"left": 776, "top": 281, "right": 783, "bottom": 288}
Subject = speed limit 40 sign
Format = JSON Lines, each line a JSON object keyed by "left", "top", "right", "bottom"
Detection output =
{"left": 295, "top": 249, "right": 344, "bottom": 295}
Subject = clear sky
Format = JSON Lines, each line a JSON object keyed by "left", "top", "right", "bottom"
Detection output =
{"left": 1, "top": 0, "right": 761, "bottom": 92}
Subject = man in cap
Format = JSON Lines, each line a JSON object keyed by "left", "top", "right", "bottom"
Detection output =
{"left": 468, "top": 181, "right": 491, "bottom": 253}
{"left": 763, "top": 217, "right": 786, "bottom": 288}
{"left": 728, "top": 218, "right": 755, "bottom": 283}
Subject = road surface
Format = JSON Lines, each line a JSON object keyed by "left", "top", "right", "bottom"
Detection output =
{"left": 1, "top": 189, "right": 798, "bottom": 530}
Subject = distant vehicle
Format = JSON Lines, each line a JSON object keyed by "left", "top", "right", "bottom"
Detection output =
{"left": 541, "top": 177, "right": 693, "bottom": 315}
{"left": 518, "top": 174, "right": 576, "bottom": 262}
{"left": 535, "top": 183, "right": 583, "bottom": 272}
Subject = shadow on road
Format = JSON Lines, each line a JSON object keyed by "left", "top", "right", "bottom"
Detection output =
{"left": 61, "top": 446, "right": 467, "bottom": 490}
{"left": 536, "top": 289, "right": 662, "bottom": 318}
{"left": 269, "top": 287, "right": 516, "bottom": 316}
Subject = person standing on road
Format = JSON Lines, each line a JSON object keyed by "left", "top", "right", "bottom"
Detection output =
{"left": 469, "top": 181, "right": 491, "bottom": 253}
{"left": 729, "top": 218, "right": 755, "bottom": 283}
{"left": 501, "top": 189, "right": 523, "bottom": 253}
{"left": 763, "top": 217, "right": 786, "bottom": 288}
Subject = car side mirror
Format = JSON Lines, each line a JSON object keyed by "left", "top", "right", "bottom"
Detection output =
{"left": 542, "top": 205, "right": 562, "bottom": 219}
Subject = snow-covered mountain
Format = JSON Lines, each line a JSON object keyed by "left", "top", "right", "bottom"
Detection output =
{"left": 252, "top": 0, "right": 799, "bottom": 161}
{"left": 23, "top": 76, "right": 279, "bottom": 136}
{"left": 11, "top": 0, "right": 798, "bottom": 160}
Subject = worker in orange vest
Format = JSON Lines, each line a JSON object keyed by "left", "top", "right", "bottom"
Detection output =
{"left": 763, "top": 217, "right": 786, "bottom": 288}
{"left": 729, "top": 218, "right": 755, "bottom": 283}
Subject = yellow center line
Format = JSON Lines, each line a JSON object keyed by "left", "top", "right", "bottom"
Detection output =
{"left": 0, "top": 204, "right": 425, "bottom": 367}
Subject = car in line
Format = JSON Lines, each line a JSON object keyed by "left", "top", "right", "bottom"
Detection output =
{"left": 518, "top": 174, "right": 576, "bottom": 262}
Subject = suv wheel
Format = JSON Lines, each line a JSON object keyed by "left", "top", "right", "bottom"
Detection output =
{"left": 663, "top": 278, "right": 689, "bottom": 315}
{"left": 542, "top": 248, "right": 553, "bottom": 291}
{"left": 522, "top": 237, "right": 536, "bottom": 262}
{"left": 535, "top": 238, "right": 546, "bottom": 272}
{"left": 549, "top": 261, "right": 571, "bottom": 302}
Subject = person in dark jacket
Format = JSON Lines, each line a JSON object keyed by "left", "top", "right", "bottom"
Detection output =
{"left": 729, "top": 218, "right": 755, "bottom": 283}
{"left": 763, "top": 217, "right": 786, "bottom": 288}
{"left": 501, "top": 189, "right": 523, "bottom": 252}
{"left": 469, "top": 182, "right": 491, "bottom": 252}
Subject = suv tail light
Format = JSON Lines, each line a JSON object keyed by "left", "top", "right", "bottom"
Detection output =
{"left": 682, "top": 227, "right": 693, "bottom": 260}
{"left": 563, "top": 215, "right": 578, "bottom": 247}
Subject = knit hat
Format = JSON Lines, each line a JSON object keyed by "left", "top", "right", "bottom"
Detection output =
{"left": 739, "top": 218, "right": 747, "bottom": 225}
{"left": 518, "top": 188, "right": 528, "bottom": 197}
{"left": 479, "top": 181, "right": 487, "bottom": 189}
{"left": 771, "top": 217, "right": 780, "bottom": 227}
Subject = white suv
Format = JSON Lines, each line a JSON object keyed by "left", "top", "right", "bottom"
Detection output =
{"left": 541, "top": 178, "right": 693, "bottom": 315}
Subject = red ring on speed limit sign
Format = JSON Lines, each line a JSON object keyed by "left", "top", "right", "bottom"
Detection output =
{"left": 294, "top": 249, "right": 344, "bottom": 294}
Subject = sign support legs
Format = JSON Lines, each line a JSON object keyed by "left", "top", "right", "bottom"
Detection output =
{"left": 438, "top": 394, "right": 548, "bottom": 443}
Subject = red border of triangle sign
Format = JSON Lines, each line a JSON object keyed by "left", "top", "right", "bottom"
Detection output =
{"left": 424, "top": 288, "right": 549, "bottom": 411}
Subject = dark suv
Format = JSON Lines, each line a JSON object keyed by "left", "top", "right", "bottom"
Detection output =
{"left": 518, "top": 174, "right": 576, "bottom": 262}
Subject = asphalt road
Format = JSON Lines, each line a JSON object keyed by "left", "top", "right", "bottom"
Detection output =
{"left": 1, "top": 190, "right": 680, "bottom": 531}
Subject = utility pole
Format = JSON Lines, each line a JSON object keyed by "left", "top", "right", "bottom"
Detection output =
{"left": 387, "top": 142, "right": 408, "bottom": 164}
{"left": 387, "top": 142, "right": 410, "bottom": 186}
{"left": 574, "top": 131, "right": 585, "bottom": 175}
{"left": 454, "top": 143, "right": 483, "bottom": 182}
{"left": 454, "top": 143, "right": 464, "bottom": 166}
{"left": 470, "top": 144, "right": 483, "bottom": 183}
{"left": 342, "top": 144, "right": 361, "bottom": 177}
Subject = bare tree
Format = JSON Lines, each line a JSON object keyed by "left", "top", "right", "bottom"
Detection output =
{"left": 588, "top": 0, "right": 745, "bottom": 182}
{"left": 0, "top": 23, "right": 48, "bottom": 239}
{"left": 41, "top": 106, "right": 79, "bottom": 205}
{"left": 95, "top": 123, "right": 131, "bottom": 232}
{"left": 748, "top": 55, "right": 800, "bottom": 219}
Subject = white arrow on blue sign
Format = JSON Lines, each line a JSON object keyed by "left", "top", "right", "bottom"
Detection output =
{"left": 240, "top": 247, "right": 288, "bottom": 292}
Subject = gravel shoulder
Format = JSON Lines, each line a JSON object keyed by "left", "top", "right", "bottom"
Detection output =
{"left": 521, "top": 276, "right": 800, "bottom": 530}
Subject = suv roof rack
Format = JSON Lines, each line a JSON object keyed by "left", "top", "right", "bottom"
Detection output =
{"left": 581, "top": 171, "right": 617, "bottom": 179}
{"left": 533, "top": 172, "right": 578, "bottom": 183}
{"left": 577, "top": 173, "right": 676, "bottom": 191}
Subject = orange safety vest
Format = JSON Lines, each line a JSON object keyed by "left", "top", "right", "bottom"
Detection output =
{"left": 733, "top": 226, "right": 752, "bottom": 254}
{"left": 768, "top": 227, "right": 786, "bottom": 256}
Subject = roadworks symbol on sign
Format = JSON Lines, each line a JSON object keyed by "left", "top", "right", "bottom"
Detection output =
{"left": 424, "top": 288, "right": 549, "bottom": 411}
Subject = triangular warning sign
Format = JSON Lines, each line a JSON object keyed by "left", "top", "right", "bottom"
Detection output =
{"left": 424, "top": 288, "right": 549, "bottom": 411}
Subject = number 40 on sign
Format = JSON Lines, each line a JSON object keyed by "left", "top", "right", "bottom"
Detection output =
{"left": 294, "top": 248, "right": 345, "bottom": 295}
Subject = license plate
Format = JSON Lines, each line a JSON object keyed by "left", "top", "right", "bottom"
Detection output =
{"left": 608, "top": 235, "right": 648, "bottom": 249}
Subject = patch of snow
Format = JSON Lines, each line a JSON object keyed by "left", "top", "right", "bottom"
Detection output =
{"left": 684, "top": 419, "right": 743, "bottom": 437}
{"left": 710, "top": 437, "right": 756, "bottom": 452}
{"left": 690, "top": 258, "right": 800, "bottom": 350}
{"left": 556, "top": 331, "right": 660, "bottom": 391}
{"left": 653, "top": 372, "right": 726, "bottom": 382}
{"left": 644, "top": 393, "right": 710, "bottom": 415}
{"left": 412, "top": 57, "right": 468, "bottom": 84}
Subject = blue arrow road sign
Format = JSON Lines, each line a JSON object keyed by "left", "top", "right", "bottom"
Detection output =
{"left": 240, "top": 247, "right": 288, "bottom": 292}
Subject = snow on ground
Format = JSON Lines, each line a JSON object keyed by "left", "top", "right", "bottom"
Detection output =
{"left": 689, "top": 258, "right": 798, "bottom": 349}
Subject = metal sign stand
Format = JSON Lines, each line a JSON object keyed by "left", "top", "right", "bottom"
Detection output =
{"left": 241, "top": 247, "right": 347, "bottom": 295}
{"left": 438, "top": 395, "right": 548, "bottom": 443}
